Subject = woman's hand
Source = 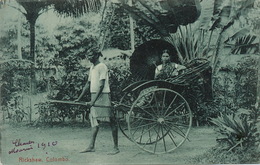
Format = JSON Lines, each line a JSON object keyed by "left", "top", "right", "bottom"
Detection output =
{"left": 74, "top": 98, "right": 80, "bottom": 102}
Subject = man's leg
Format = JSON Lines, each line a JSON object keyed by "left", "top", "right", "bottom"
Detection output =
{"left": 89, "top": 126, "right": 99, "bottom": 149}
{"left": 108, "top": 117, "right": 119, "bottom": 155}
{"left": 80, "top": 126, "right": 99, "bottom": 153}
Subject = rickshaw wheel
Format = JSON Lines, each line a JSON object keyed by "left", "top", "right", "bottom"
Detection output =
{"left": 117, "top": 81, "right": 162, "bottom": 145}
{"left": 117, "top": 82, "right": 148, "bottom": 143}
{"left": 127, "top": 88, "right": 192, "bottom": 154}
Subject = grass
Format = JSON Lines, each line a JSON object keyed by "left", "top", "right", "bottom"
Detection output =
{"left": 189, "top": 144, "right": 260, "bottom": 164}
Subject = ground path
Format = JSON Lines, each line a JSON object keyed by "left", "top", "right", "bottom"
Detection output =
{"left": 1, "top": 124, "right": 217, "bottom": 165}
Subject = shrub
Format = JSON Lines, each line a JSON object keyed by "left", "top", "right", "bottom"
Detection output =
{"left": 190, "top": 107, "right": 259, "bottom": 164}
{"left": 35, "top": 102, "right": 86, "bottom": 123}
{"left": 190, "top": 145, "right": 260, "bottom": 164}
{"left": 107, "top": 59, "right": 131, "bottom": 102}
{"left": 34, "top": 58, "right": 130, "bottom": 123}
{"left": 210, "top": 108, "right": 259, "bottom": 151}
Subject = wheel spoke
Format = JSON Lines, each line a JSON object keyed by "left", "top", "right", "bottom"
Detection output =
{"left": 129, "top": 113, "right": 144, "bottom": 126}
{"left": 164, "top": 117, "right": 190, "bottom": 128}
{"left": 164, "top": 121, "right": 187, "bottom": 138}
{"left": 163, "top": 94, "right": 178, "bottom": 116}
{"left": 162, "top": 90, "right": 167, "bottom": 114}
{"left": 133, "top": 123, "right": 157, "bottom": 142}
{"left": 152, "top": 124, "right": 162, "bottom": 140}
{"left": 153, "top": 91, "right": 161, "bottom": 113}
{"left": 148, "top": 124, "right": 152, "bottom": 143}
{"left": 136, "top": 105, "right": 157, "bottom": 119}
{"left": 131, "top": 115, "right": 157, "bottom": 122}
{"left": 130, "top": 114, "right": 142, "bottom": 126}
{"left": 131, "top": 117, "right": 145, "bottom": 136}
{"left": 128, "top": 88, "right": 192, "bottom": 154}
{"left": 161, "top": 125, "right": 167, "bottom": 152}
{"left": 165, "top": 113, "right": 190, "bottom": 121}
{"left": 165, "top": 102, "right": 185, "bottom": 118}
{"left": 165, "top": 107, "right": 191, "bottom": 125}
{"left": 131, "top": 121, "right": 155, "bottom": 132}
{"left": 153, "top": 125, "right": 161, "bottom": 153}
{"left": 142, "top": 126, "right": 157, "bottom": 145}
{"left": 139, "top": 124, "right": 145, "bottom": 143}
{"left": 148, "top": 91, "right": 160, "bottom": 116}
{"left": 172, "top": 122, "right": 190, "bottom": 128}
{"left": 162, "top": 124, "right": 177, "bottom": 147}
{"left": 148, "top": 105, "right": 159, "bottom": 118}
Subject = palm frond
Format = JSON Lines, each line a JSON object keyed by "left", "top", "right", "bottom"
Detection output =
{"left": 118, "top": 3, "right": 169, "bottom": 37}
{"left": 231, "top": 35, "right": 258, "bottom": 54}
{"left": 197, "top": 0, "right": 214, "bottom": 30}
{"left": 52, "top": 0, "right": 101, "bottom": 17}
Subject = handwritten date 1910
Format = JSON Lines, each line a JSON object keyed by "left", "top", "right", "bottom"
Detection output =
{"left": 37, "top": 141, "right": 58, "bottom": 150}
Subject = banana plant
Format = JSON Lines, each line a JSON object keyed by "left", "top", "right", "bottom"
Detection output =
{"left": 224, "top": 28, "right": 259, "bottom": 54}
{"left": 210, "top": 0, "right": 257, "bottom": 71}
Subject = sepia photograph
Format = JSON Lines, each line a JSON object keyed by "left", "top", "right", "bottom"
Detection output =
{"left": 0, "top": 0, "right": 260, "bottom": 164}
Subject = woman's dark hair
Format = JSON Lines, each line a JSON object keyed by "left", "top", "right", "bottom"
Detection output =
{"left": 161, "top": 49, "right": 174, "bottom": 61}
{"left": 162, "top": 49, "right": 170, "bottom": 54}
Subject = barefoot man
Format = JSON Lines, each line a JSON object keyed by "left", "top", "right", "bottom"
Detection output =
{"left": 75, "top": 50, "right": 119, "bottom": 155}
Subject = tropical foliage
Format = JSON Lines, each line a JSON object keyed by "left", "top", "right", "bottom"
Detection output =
{"left": 117, "top": 0, "right": 201, "bottom": 37}
{"left": 1, "top": 0, "right": 259, "bottom": 130}
{"left": 14, "top": 0, "right": 101, "bottom": 63}
{"left": 210, "top": 109, "right": 259, "bottom": 151}
{"left": 206, "top": 106, "right": 260, "bottom": 164}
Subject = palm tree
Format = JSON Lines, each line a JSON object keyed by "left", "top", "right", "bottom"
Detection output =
{"left": 13, "top": 0, "right": 101, "bottom": 96}
{"left": 15, "top": 0, "right": 101, "bottom": 65}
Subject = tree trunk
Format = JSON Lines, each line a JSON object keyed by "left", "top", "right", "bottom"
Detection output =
{"left": 256, "top": 56, "right": 260, "bottom": 109}
{"left": 128, "top": 0, "right": 135, "bottom": 52}
{"left": 17, "top": 13, "right": 22, "bottom": 59}
{"left": 29, "top": 19, "right": 36, "bottom": 66}
{"left": 28, "top": 16, "right": 37, "bottom": 95}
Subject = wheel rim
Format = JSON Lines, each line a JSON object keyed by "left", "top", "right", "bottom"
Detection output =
{"left": 117, "top": 89, "right": 142, "bottom": 142}
{"left": 128, "top": 88, "right": 192, "bottom": 154}
{"left": 118, "top": 86, "right": 160, "bottom": 144}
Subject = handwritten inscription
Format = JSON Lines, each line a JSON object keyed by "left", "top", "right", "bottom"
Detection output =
{"left": 37, "top": 141, "right": 58, "bottom": 150}
{"left": 13, "top": 139, "right": 35, "bottom": 147}
{"left": 8, "top": 139, "right": 69, "bottom": 163}
{"left": 8, "top": 139, "right": 58, "bottom": 154}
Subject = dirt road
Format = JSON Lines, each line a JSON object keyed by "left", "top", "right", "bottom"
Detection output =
{"left": 1, "top": 124, "right": 217, "bottom": 165}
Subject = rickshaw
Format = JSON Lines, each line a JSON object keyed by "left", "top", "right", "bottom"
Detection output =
{"left": 51, "top": 40, "right": 211, "bottom": 154}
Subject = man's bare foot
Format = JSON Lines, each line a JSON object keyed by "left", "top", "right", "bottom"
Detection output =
{"left": 107, "top": 148, "right": 120, "bottom": 155}
{"left": 80, "top": 148, "right": 95, "bottom": 153}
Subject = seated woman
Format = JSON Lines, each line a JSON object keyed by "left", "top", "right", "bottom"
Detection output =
{"left": 135, "top": 50, "right": 186, "bottom": 108}
{"left": 155, "top": 50, "right": 186, "bottom": 79}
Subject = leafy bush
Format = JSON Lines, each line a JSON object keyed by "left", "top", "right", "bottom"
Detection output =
{"left": 35, "top": 102, "right": 60, "bottom": 123}
{"left": 210, "top": 108, "right": 259, "bottom": 151}
{"left": 4, "top": 92, "right": 29, "bottom": 122}
{"left": 191, "top": 145, "right": 260, "bottom": 164}
{"left": 192, "top": 98, "right": 222, "bottom": 126}
{"left": 106, "top": 59, "right": 131, "bottom": 102}
{"left": 35, "top": 102, "right": 86, "bottom": 124}
{"left": 190, "top": 107, "right": 260, "bottom": 164}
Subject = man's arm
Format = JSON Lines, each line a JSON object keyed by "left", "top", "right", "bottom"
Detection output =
{"left": 75, "top": 81, "right": 90, "bottom": 101}
{"left": 90, "top": 79, "right": 105, "bottom": 106}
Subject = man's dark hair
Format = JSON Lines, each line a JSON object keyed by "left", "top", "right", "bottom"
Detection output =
{"left": 96, "top": 51, "right": 103, "bottom": 57}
